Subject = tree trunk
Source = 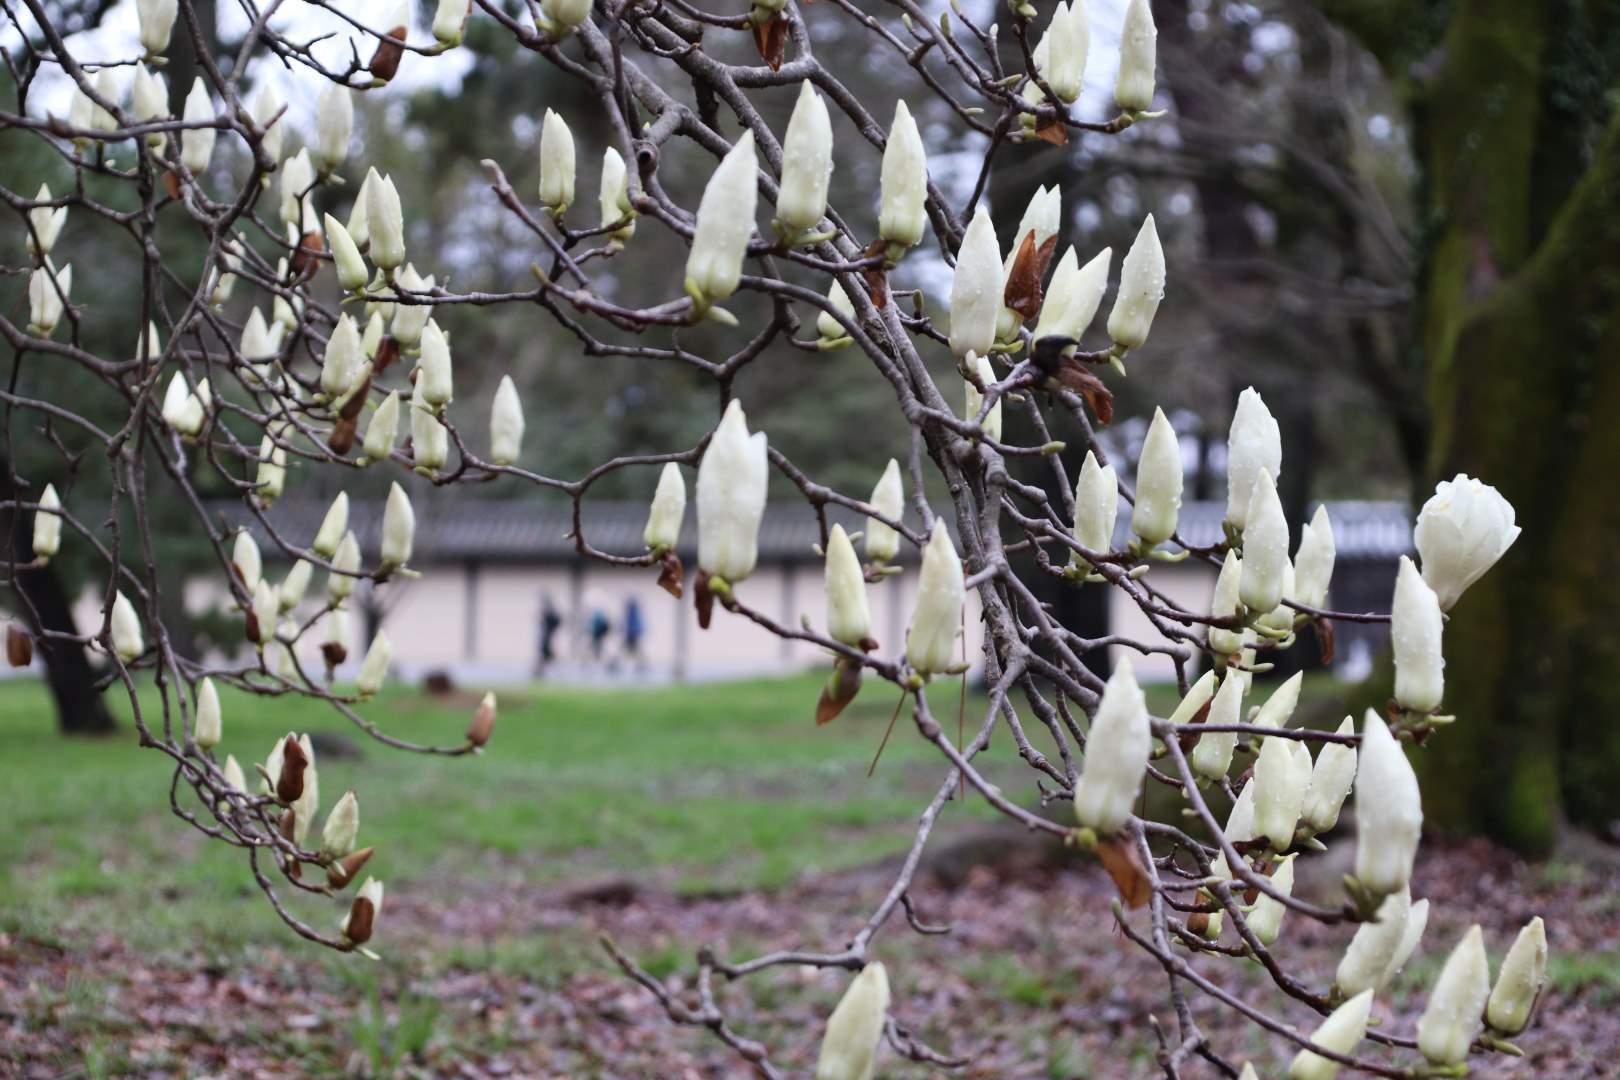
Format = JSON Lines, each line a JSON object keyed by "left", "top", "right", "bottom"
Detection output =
{"left": 0, "top": 467, "right": 115, "bottom": 735}
{"left": 1335, "top": 0, "right": 1620, "bottom": 851}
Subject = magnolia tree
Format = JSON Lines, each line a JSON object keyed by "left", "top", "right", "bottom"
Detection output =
{"left": 2, "top": 0, "right": 1550, "bottom": 1073}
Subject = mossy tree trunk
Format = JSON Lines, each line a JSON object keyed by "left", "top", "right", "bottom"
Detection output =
{"left": 1333, "top": 0, "right": 1620, "bottom": 851}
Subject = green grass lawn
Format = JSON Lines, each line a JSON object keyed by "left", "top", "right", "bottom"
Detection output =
{"left": 0, "top": 670, "right": 1341, "bottom": 963}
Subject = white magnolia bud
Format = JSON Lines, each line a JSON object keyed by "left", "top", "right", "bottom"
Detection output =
{"left": 1072, "top": 659, "right": 1150, "bottom": 835}
{"left": 328, "top": 531, "right": 362, "bottom": 602}
{"left": 131, "top": 66, "right": 167, "bottom": 148}
{"left": 321, "top": 790, "right": 360, "bottom": 859}
{"left": 696, "top": 400, "right": 767, "bottom": 582}
{"left": 599, "top": 146, "right": 635, "bottom": 241}
{"left": 963, "top": 353, "right": 1002, "bottom": 442}
{"left": 359, "top": 313, "right": 384, "bottom": 360}
{"left": 1191, "top": 670, "right": 1243, "bottom": 781}
{"left": 432, "top": 0, "right": 470, "bottom": 45}
{"left": 241, "top": 308, "right": 279, "bottom": 363}
{"left": 815, "top": 962, "right": 889, "bottom": 1080}
{"left": 357, "top": 630, "right": 392, "bottom": 695}
{"left": 906, "top": 521, "right": 965, "bottom": 676}
{"left": 1418, "top": 925, "right": 1490, "bottom": 1065}
{"left": 137, "top": 0, "right": 177, "bottom": 54}
{"left": 1301, "top": 716, "right": 1357, "bottom": 833}
{"left": 381, "top": 482, "right": 415, "bottom": 570}
{"left": 161, "top": 372, "right": 206, "bottom": 436}
{"left": 348, "top": 169, "right": 374, "bottom": 248}
{"left": 540, "top": 0, "right": 591, "bottom": 35}
{"left": 1071, "top": 450, "right": 1118, "bottom": 568}
{"left": 340, "top": 876, "right": 385, "bottom": 946}
{"left": 279, "top": 560, "right": 312, "bottom": 612}
{"left": 313, "top": 492, "right": 350, "bottom": 560}
{"left": 816, "top": 279, "right": 855, "bottom": 344}
{"left": 1253, "top": 670, "right": 1303, "bottom": 730}
{"left": 1132, "top": 407, "right": 1182, "bottom": 544}
{"left": 193, "top": 677, "right": 222, "bottom": 749}
{"left": 417, "top": 319, "right": 454, "bottom": 408}
{"left": 1253, "top": 729, "right": 1309, "bottom": 850}
{"left": 538, "top": 108, "right": 576, "bottom": 216}
{"left": 232, "top": 529, "right": 263, "bottom": 592}
{"left": 1239, "top": 469, "right": 1289, "bottom": 614}
{"left": 250, "top": 579, "right": 280, "bottom": 644}
{"left": 314, "top": 84, "right": 353, "bottom": 174}
{"left": 366, "top": 173, "right": 407, "bottom": 272}
{"left": 1225, "top": 778, "right": 1256, "bottom": 845}
{"left": 1225, "top": 388, "right": 1281, "bottom": 529}
{"left": 1035, "top": 1, "right": 1087, "bottom": 104}
{"left": 321, "top": 315, "right": 365, "bottom": 401}
{"left": 256, "top": 437, "right": 287, "bottom": 504}
{"left": 1114, "top": 0, "right": 1157, "bottom": 113}
{"left": 223, "top": 753, "right": 247, "bottom": 792}
{"left": 1353, "top": 710, "right": 1422, "bottom": 898}
{"left": 644, "top": 463, "right": 686, "bottom": 552}
{"left": 1293, "top": 505, "right": 1337, "bottom": 609}
{"left": 948, "top": 206, "right": 1002, "bottom": 361}
{"left": 1392, "top": 555, "right": 1444, "bottom": 713}
{"left": 110, "top": 591, "right": 144, "bottom": 662}
{"left": 180, "top": 78, "right": 216, "bottom": 175}
{"left": 411, "top": 381, "right": 448, "bottom": 474}
{"left": 1206, "top": 549, "right": 1244, "bottom": 656}
{"left": 250, "top": 84, "right": 284, "bottom": 164}
{"left": 824, "top": 524, "right": 871, "bottom": 647}
{"left": 27, "top": 264, "right": 71, "bottom": 337}
{"left": 1336, "top": 887, "right": 1412, "bottom": 998}
{"left": 1167, "top": 670, "right": 1216, "bottom": 728}
{"left": 262, "top": 734, "right": 288, "bottom": 796}
{"left": 33, "top": 483, "right": 63, "bottom": 561}
{"left": 325, "top": 607, "right": 350, "bottom": 656}
{"left": 27, "top": 184, "right": 67, "bottom": 256}
{"left": 878, "top": 99, "right": 928, "bottom": 248}
{"left": 1487, "top": 916, "right": 1547, "bottom": 1036}
{"left": 1106, "top": 213, "right": 1164, "bottom": 350}
{"left": 361, "top": 392, "right": 401, "bottom": 463}
{"left": 488, "top": 375, "right": 524, "bottom": 465}
{"left": 865, "top": 460, "right": 904, "bottom": 565}
{"left": 390, "top": 265, "right": 433, "bottom": 347}
{"left": 1414, "top": 473, "right": 1520, "bottom": 611}
{"left": 1238, "top": 1064, "right": 1258, "bottom": 1080}
{"left": 1259, "top": 560, "right": 1296, "bottom": 635}
{"left": 996, "top": 186, "right": 1061, "bottom": 339}
{"left": 1033, "top": 246, "right": 1112, "bottom": 343}
{"left": 324, "top": 214, "right": 368, "bottom": 292}
{"left": 777, "top": 81, "right": 834, "bottom": 234}
{"left": 686, "top": 133, "right": 758, "bottom": 305}
{"left": 1289, "top": 989, "right": 1373, "bottom": 1080}
{"left": 1384, "top": 897, "right": 1430, "bottom": 988}
{"left": 1248, "top": 854, "right": 1294, "bottom": 945}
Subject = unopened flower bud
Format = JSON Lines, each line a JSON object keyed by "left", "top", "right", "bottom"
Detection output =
{"left": 314, "top": 83, "right": 353, "bottom": 174}
{"left": 137, "top": 0, "right": 177, "bottom": 54}
{"left": 776, "top": 81, "right": 834, "bottom": 234}
{"left": 1336, "top": 886, "right": 1412, "bottom": 998}
{"left": 341, "top": 876, "right": 384, "bottom": 945}
{"left": 313, "top": 492, "right": 350, "bottom": 560}
{"left": 824, "top": 524, "right": 871, "bottom": 647}
{"left": 949, "top": 206, "right": 1001, "bottom": 361}
{"left": 1034, "top": 1, "right": 1087, "bottom": 104}
{"left": 1033, "top": 246, "right": 1111, "bottom": 343}
{"left": 381, "top": 482, "right": 415, "bottom": 571}
{"left": 1293, "top": 505, "right": 1336, "bottom": 610}
{"left": 1253, "top": 731, "right": 1311, "bottom": 851}
{"left": 1239, "top": 469, "right": 1289, "bottom": 614}
{"left": 1106, "top": 213, "right": 1164, "bottom": 350}
{"left": 1114, "top": 0, "right": 1157, "bottom": 113}
{"left": 1248, "top": 854, "right": 1295, "bottom": 946}
{"left": 432, "top": 0, "right": 470, "bottom": 45}
{"left": 193, "top": 677, "right": 222, "bottom": 749}
{"left": 249, "top": 579, "right": 279, "bottom": 645}
{"left": 328, "top": 530, "right": 362, "bottom": 602}
{"left": 131, "top": 66, "right": 167, "bottom": 148}
{"left": 467, "top": 691, "right": 497, "bottom": 747}
{"left": 538, "top": 108, "right": 576, "bottom": 217}
{"left": 815, "top": 962, "right": 889, "bottom": 1080}
{"left": 1190, "top": 670, "right": 1243, "bottom": 781}
{"left": 348, "top": 169, "right": 374, "bottom": 247}
{"left": 1414, "top": 474, "right": 1519, "bottom": 611}
{"left": 1071, "top": 450, "right": 1117, "bottom": 570}
{"left": 906, "top": 521, "right": 965, "bottom": 676}
{"left": 1225, "top": 388, "right": 1281, "bottom": 530}
{"left": 160, "top": 372, "right": 206, "bottom": 437}
{"left": 686, "top": 132, "right": 757, "bottom": 306}
{"left": 963, "top": 352, "right": 1002, "bottom": 442}
{"left": 1072, "top": 660, "right": 1150, "bottom": 835}
{"left": 321, "top": 315, "right": 365, "bottom": 401}
{"left": 256, "top": 436, "right": 286, "bottom": 504}
{"left": 357, "top": 630, "right": 392, "bottom": 696}
{"left": 816, "top": 279, "right": 855, "bottom": 346}
{"left": 1301, "top": 716, "right": 1357, "bottom": 833}
{"left": 1353, "top": 710, "right": 1422, "bottom": 898}
{"left": 1384, "top": 897, "right": 1430, "bottom": 988}
{"left": 366, "top": 173, "right": 407, "bottom": 271}
{"left": 223, "top": 753, "right": 246, "bottom": 792}
{"left": 390, "top": 265, "right": 433, "bottom": 347}
{"left": 865, "top": 459, "right": 903, "bottom": 565}
{"left": 489, "top": 375, "right": 524, "bottom": 465}
{"left": 696, "top": 400, "right": 767, "bottom": 582}
{"left": 32, "top": 483, "right": 62, "bottom": 561}
{"left": 410, "top": 380, "right": 448, "bottom": 474}
{"left": 539, "top": 0, "right": 591, "bottom": 35}
{"left": 1253, "top": 670, "right": 1303, "bottom": 730}
{"left": 320, "top": 790, "right": 360, "bottom": 860}
{"left": 1418, "top": 925, "right": 1490, "bottom": 1065}
{"left": 1131, "top": 407, "right": 1182, "bottom": 545}
{"left": 1207, "top": 550, "right": 1243, "bottom": 655}
{"left": 997, "top": 187, "right": 1062, "bottom": 337}
{"left": 181, "top": 78, "right": 217, "bottom": 175}
{"left": 250, "top": 84, "right": 284, "bottom": 164}
{"left": 1391, "top": 555, "right": 1444, "bottom": 713}
{"left": 878, "top": 99, "right": 927, "bottom": 249}
{"left": 27, "top": 184, "right": 67, "bottom": 256}
{"left": 416, "top": 319, "right": 454, "bottom": 408}
{"left": 324, "top": 214, "right": 368, "bottom": 292}
{"left": 27, "top": 264, "right": 71, "bottom": 337}
{"left": 643, "top": 462, "right": 687, "bottom": 552}
{"left": 599, "top": 146, "right": 635, "bottom": 241}
{"left": 1289, "top": 989, "right": 1373, "bottom": 1080}
{"left": 1486, "top": 916, "right": 1546, "bottom": 1036}
{"left": 232, "top": 529, "right": 263, "bottom": 592}
{"left": 326, "top": 845, "right": 374, "bottom": 888}
{"left": 279, "top": 559, "right": 312, "bottom": 612}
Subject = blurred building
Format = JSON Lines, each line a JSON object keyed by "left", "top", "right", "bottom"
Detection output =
{"left": 148, "top": 498, "right": 1411, "bottom": 687}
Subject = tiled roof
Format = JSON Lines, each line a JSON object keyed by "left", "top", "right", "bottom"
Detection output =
{"left": 232, "top": 498, "right": 1412, "bottom": 566}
